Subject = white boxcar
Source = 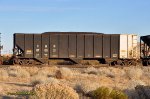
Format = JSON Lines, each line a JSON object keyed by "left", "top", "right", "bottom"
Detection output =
{"left": 119, "top": 34, "right": 138, "bottom": 59}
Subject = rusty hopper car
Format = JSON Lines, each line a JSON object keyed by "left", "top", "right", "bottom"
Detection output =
{"left": 140, "top": 35, "right": 150, "bottom": 66}
{"left": 13, "top": 32, "right": 138, "bottom": 65}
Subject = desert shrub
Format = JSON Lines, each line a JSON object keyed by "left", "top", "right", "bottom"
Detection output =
{"left": 31, "top": 73, "right": 59, "bottom": 86}
{"left": 35, "top": 66, "right": 59, "bottom": 77}
{"left": 98, "top": 68, "right": 115, "bottom": 78}
{"left": 109, "top": 90, "right": 128, "bottom": 99}
{"left": 29, "top": 83, "right": 79, "bottom": 99}
{"left": 142, "top": 67, "right": 150, "bottom": 72}
{"left": 55, "top": 67, "right": 73, "bottom": 79}
{"left": 48, "top": 66, "right": 60, "bottom": 77}
{"left": 83, "top": 61, "right": 91, "bottom": 65}
{"left": 97, "top": 67, "right": 126, "bottom": 78}
{"left": 47, "top": 77, "right": 59, "bottom": 84}
{"left": 0, "top": 69, "right": 9, "bottom": 80}
{"left": 90, "top": 60, "right": 100, "bottom": 65}
{"left": 36, "top": 69, "right": 49, "bottom": 76}
{"left": 127, "top": 80, "right": 146, "bottom": 90}
{"left": 74, "top": 80, "right": 100, "bottom": 94}
{"left": 80, "top": 60, "right": 99, "bottom": 65}
{"left": 110, "top": 67, "right": 126, "bottom": 77}
{"left": 7, "top": 66, "right": 30, "bottom": 78}
{"left": 125, "top": 67, "right": 143, "bottom": 80}
{"left": 124, "top": 89, "right": 140, "bottom": 99}
{"left": 84, "top": 67, "right": 98, "bottom": 75}
{"left": 92, "top": 87, "right": 127, "bottom": 99}
{"left": 91, "top": 87, "right": 110, "bottom": 99}
{"left": 135, "top": 85, "right": 150, "bottom": 99}
{"left": 0, "top": 85, "right": 3, "bottom": 93}
{"left": 124, "top": 85, "right": 150, "bottom": 99}
{"left": 142, "top": 67, "right": 150, "bottom": 81}
{"left": 23, "top": 67, "right": 39, "bottom": 76}
{"left": 31, "top": 75, "right": 48, "bottom": 86}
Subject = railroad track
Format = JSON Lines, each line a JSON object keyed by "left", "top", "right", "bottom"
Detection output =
{"left": 0, "top": 64, "right": 142, "bottom": 68}
{"left": 0, "top": 65, "right": 11, "bottom": 68}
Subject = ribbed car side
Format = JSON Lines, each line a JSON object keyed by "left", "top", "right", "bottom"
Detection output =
{"left": 13, "top": 32, "right": 141, "bottom": 66}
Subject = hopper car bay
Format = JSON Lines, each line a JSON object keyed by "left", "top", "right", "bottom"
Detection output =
{"left": 12, "top": 32, "right": 150, "bottom": 66}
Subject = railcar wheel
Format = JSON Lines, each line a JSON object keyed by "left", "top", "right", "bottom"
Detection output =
{"left": 132, "top": 60, "right": 138, "bottom": 66}
{"left": 25, "top": 60, "right": 31, "bottom": 65}
{"left": 25, "top": 60, "right": 35, "bottom": 65}
{"left": 110, "top": 61, "right": 117, "bottom": 66}
{"left": 13, "top": 60, "right": 17, "bottom": 65}
{"left": 117, "top": 60, "right": 125, "bottom": 66}
{"left": 13, "top": 59, "right": 18, "bottom": 65}
{"left": 148, "top": 60, "right": 150, "bottom": 66}
{"left": 18, "top": 60, "right": 24, "bottom": 65}
{"left": 142, "top": 60, "right": 148, "bottom": 66}
{"left": 127, "top": 61, "right": 132, "bottom": 66}
{"left": 121, "top": 62, "right": 126, "bottom": 66}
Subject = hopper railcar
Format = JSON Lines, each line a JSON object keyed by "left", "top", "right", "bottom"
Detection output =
{"left": 140, "top": 35, "right": 150, "bottom": 66}
{"left": 13, "top": 32, "right": 139, "bottom": 66}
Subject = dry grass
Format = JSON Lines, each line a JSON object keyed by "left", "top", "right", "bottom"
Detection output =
{"left": 74, "top": 80, "right": 100, "bottom": 94}
{"left": 47, "top": 77, "right": 59, "bottom": 84}
{"left": 125, "top": 67, "right": 143, "bottom": 80}
{"left": 0, "top": 85, "right": 3, "bottom": 93}
{"left": 23, "top": 66, "right": 59, "bottom": 77}
{"left": 80, "top": 60, "right": 99, "bottom": 65}
{"left": 97, "top": 67, "right": 126, "bottom": 78}
{"left": 55, "top": 67, "right": 73, "bottom": 79}
{"left": 7, "top": 66, "right": 30, "bottom": 78}
{"left": 82, "top": 67, "right": 126, "bottom": 78}
{"left": 0, "top": 69, "right": 9, "bottom": 80}
{"left": 36, "top": 69, "right": 49, "bottom": 76}
{"left": 0, "top": 65, "right": 149, "bottom": 98}
{"left": 83, "top": 67, "right": 99, "bottom": 75}
{"left": 31, "top": 70, "right": 59, "bottom": 86}
{"left": 24, "top": 67, "right": 39, "bottom": 76}
{"left": 30, "top": 66, "right": 60, "bottom": 86}
{"left": 36, "top": 66, "right": 59, "bottom": 77}
{"left": 31, "top": 75, "right": 48, "bottom": 86}
{"left": 30, "top": 83, "right": 79, "bottom": 99}
{"left": 127, "top": 80, "right": 146, "bottom": 90}
{"left": 98, "top": 68, "right": 116, "bottom": 78}
{"left": 142, "top": 67, "right": 150, "bottom": 85}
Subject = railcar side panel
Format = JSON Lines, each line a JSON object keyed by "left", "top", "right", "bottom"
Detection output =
{"left": 42, "top": 34, "right": 49, "bottom": 58}
{"left": 111, "top": 34, "right": 119, "bottom": 59}
{"left": 14, "top": 34, "right": 25, "bottom": 52}
{"left": 69, "top": 34, "right": 77, "bottom": 58}
{"left": 59, "top": 34, "right": 69, "bottom": 58}
{"left": 77, "top": 34, "right": 84, "bottom": 58}
{"left": 94, "top": 34, "right": 103, "bottom": 58}
{"left": 34, "top": 34, "right": 42, "bottom": 58}
{"left": 120, "top": 34, "right": 138, "bottom": 59}
{"left": 132, "top": 35, "right": 138, "bottom": 59}
{"left": 103, "top": 35, "right": 111, "bottom": 58}
{"left": 50, "top": 34, "right": 59, "bottom": 58}
{"left": 25, "top": 34, "right": 34, "bottom": 58}
{"left": 85, "top": 35, "right": 94, "bottom": 58}
{"left": 120, "top": 34, "right": 128, "bottom": 58}
{"left": 128, "top": 35, "right": 133, "bottom": 59}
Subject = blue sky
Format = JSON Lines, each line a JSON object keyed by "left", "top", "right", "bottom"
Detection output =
{"left": 0, "top": 0, "right": 150, "bottom": 54}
